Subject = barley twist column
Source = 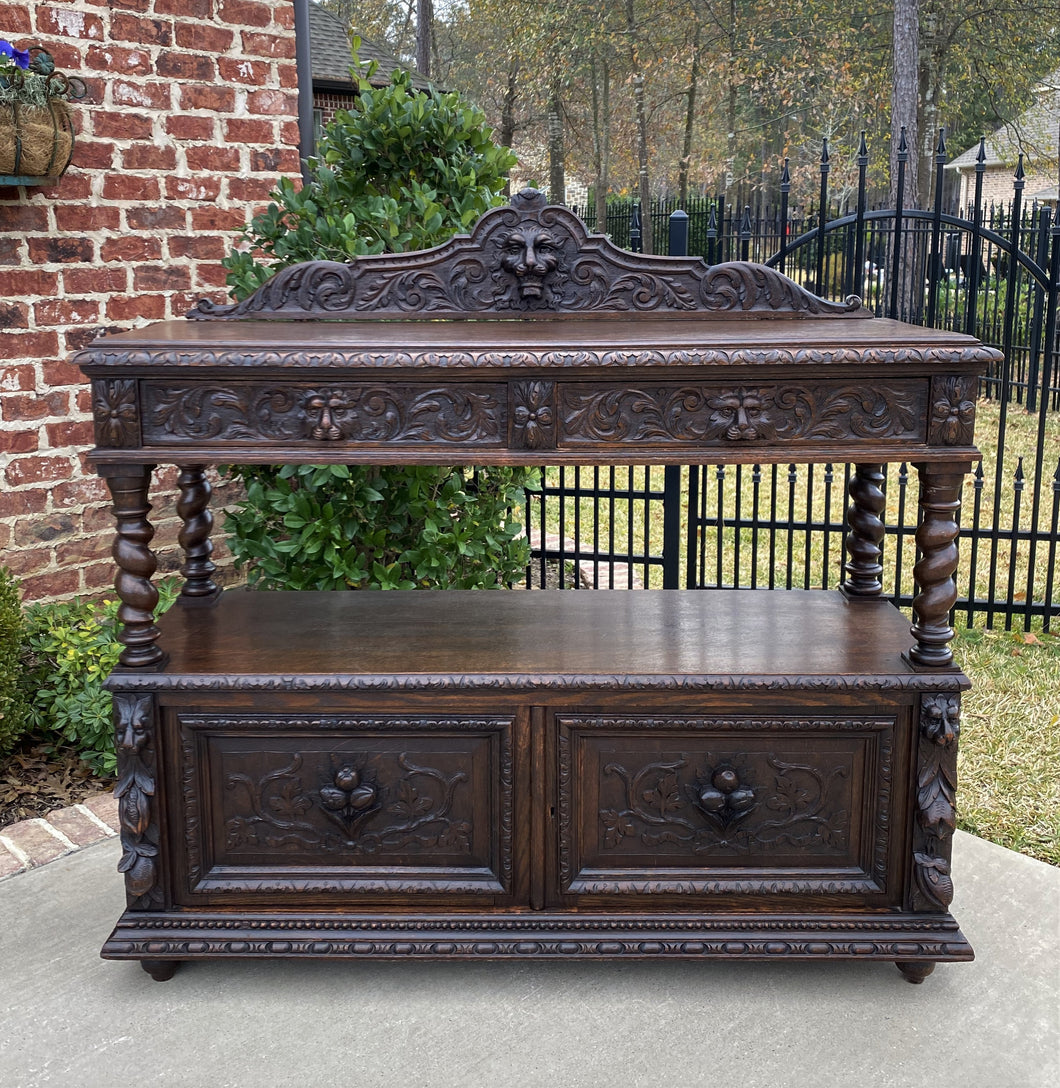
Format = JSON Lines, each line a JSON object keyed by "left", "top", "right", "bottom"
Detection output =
{"left": 909, "top": 462, "right": 971, "bottom": 667}
{"left": 842, "top": 463, "right": 887, "bottom": 596}
{"left": 176, "top": 465, "right": 219, "bottom": 601}
{"left": 104, "top": 466, "right": 164, "bottom": 668}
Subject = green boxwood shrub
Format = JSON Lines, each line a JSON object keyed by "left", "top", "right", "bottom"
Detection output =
{"left": 19, "top": 580, "right": 180, "bottom": 775}
{"left": 225, "top": 464, "right": 532, "bottom": 590}
{"left": 220, "top": 50, "right": 533, "bottom": 592}
{"left": 0, "top": 567, "right": 29, "bottom": 757}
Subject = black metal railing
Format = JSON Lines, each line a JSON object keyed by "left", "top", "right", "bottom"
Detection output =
{"left": 532, "top": 130, "right": 1059, "bottom": 631}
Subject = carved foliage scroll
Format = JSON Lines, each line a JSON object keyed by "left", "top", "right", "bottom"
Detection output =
{"left": 912, "top": 693, "right": 961, "bottom": 910}
{"left": 560, "top": 381, "right": 924, "bottom": 447}
{"left": 223, "top": 752, "right": 472, "bottom": 856}
{"left": 188, "top": 189, "right": 870, "bottom": 321}
{"left": 599, "top": 754, "right": 849, "bottom": 856}
{"left": 142, "top": 382, "right": 505, "bottom": 447}
{"left": 114, "top": 693, "right": 161, "bottom": 908}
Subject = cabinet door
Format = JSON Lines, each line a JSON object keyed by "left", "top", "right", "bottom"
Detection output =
{"left": 169, "top": 711, "right": 523, "bottom": 906}
{"left": 554, "top": 711, "right": 905, "bottom": 908}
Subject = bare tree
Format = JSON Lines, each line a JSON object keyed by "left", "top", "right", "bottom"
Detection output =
{"left": 891, "top": 0, "right": 919, "bottom": 206}
{"left": 417, "top": 0, "right": 434, "bottom": 77}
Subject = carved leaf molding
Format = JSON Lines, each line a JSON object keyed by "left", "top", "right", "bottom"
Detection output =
{"left": 113, "top": 693, "right": 160, "bottom": 906}
{"left": 143, "top": 382, "right": 504, "bottom": 445}
{"left": 561, "top": 382, "right": 923, "bottom": 445}
{"left": 912, "top": 694, "right": 961, "bottom": 910}
{"left": 601, "top": 753, "right": 850, "bottom": 854}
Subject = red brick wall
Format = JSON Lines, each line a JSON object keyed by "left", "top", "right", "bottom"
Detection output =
{"left": 0, "top": 0, "right": 299, "bottom": 603}
{"left": 313, "top": 88, "right": 356, "bottom": 129}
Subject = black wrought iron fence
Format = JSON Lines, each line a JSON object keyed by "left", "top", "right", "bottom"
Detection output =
{"left": 531, "top": 131, "right": 1059, "bottom": 631}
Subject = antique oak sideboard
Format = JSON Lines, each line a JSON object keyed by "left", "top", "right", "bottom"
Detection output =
{"left": 75, "top": 189, "right": 995, "bottom": 983}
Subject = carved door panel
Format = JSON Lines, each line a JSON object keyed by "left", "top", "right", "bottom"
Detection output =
{"left": 169, "top": 711, "right": 522, "bottom": 905}
{"left": 554, "top": 711, "right": 905, "bottom": 907}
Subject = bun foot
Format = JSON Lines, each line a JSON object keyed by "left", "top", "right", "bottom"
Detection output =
{"left": 141, "top": 959, "right": 179, "bottom": 982}
{"left": 896, "top": 960, "right": 935, "bottom": 984}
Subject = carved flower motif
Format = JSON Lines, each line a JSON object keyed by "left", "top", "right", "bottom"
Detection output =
{"left": 930, "top": 380, "right": 975, "bottom": 445}
{"left": 513, "top": 381, "right": 555, "bottom": 448}
{"left": 92, "top": 380, "right": 139, "bottom": 447}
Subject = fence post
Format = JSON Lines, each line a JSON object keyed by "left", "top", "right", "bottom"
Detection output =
{"left": 630, "top": 203, "right": 642, "bottom": 253}
{"left": 889, "top": 128, "right": 908, "bottom": 319}
{"left": 1026, "top": 207, "right": 1051, "bottom": 413}
{"left": 668, "top": 208, "right": 689, "bottom": 256}
{"left": 777, "top": 158, "right": 791, "bottom": 275}
{"left": 816, "top": 139, "right": 830, "bottom": 294}
{"left": 853, "top": 133, "right": 868, "bottom": 300}
{"left": 739, "top": 205, "right": 753, "bottom": 262}
{"left": 964, "top": 138, "right": 988, "bottom": 337}
{"left": 926, "top": 130, "right": 947, "bottom": 327}
{"left": 662, "top": 210, "right": 689, "bottom": 588}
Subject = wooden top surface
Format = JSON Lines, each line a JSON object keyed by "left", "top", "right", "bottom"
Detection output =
{"left": 114, "top": 589, "right": 968, "bottom": 693}
{"left": 76, "top": 313, "right": 995, "bottom": 375}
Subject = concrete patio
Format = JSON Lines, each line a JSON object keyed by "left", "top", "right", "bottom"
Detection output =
{"left": 1, "top": 829, "right": 1057, "bottom": 1087}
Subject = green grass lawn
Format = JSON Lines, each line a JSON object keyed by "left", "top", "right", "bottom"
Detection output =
{"left": 954, "top": 625, "right": 1060, "bottom": 865}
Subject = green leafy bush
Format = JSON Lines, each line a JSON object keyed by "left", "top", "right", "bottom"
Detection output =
{"left": 224, "top": 464, "right": 532, "bottom": 590}
{"left": 221, "top": 50, "right": 533, "bottom": 592}
{"left": 20, "top": 581, "right": 180, "bottom": 775}
{"left": 0, "top": 567, "right": 29, "bottom": 756}
{"left": 222, "top": 50, "right": 518, "bottom": 297}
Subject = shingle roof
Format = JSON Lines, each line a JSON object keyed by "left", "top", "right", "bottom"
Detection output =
{"left": 309, "top": 2, "right": 430, "bottom": 90}
{"left": 947, "top": 69, "right": 1060, "bottom": 170}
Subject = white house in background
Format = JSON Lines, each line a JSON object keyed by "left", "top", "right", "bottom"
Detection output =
{"left": 946, "top": 68, "right": 1059, "bottom": 210}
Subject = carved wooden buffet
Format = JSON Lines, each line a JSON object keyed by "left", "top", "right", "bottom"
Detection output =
{"left": 75, "top": 190, "right": 997, "bottom": 983}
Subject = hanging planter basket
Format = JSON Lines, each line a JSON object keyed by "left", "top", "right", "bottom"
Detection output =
{"left": 0, "top": 98, "right": 74, "bottom": 182}
{"left": 0, "top": 42, "right": 84, "bottom": 186}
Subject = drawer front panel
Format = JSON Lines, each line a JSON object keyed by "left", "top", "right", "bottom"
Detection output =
{"left": 174, "top": 713, "right": 517, "bottom": 902}
{"left": 557, "top": 380, "right": 927, "bottom": 450}
{"left": 557, "top": 714, "right": 898, "bottom": 900}
{"left": 139, "top": 380, "right": 507, "bottom": 449}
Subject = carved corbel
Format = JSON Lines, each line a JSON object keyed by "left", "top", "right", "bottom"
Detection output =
{"left": 114, "top": 692, "right": 162, "bottom": 908}
{"left": 912, "top": 693, "right": 961, "bottom": 910}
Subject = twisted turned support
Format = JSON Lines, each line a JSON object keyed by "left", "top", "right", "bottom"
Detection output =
{"left": 176, "top": 465, "right": 219, "bottom": 602}
{"left": 909, "top": 462, "right": 972, "bottom": 668}
{"left": 103, "top": 466, "right": 165, "bottom": 669}
{"left": 842, "top": 463, "right": 887, "bottom": 596}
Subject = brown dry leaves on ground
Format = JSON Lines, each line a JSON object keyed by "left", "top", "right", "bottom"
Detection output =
{"left": 0, "top": 744, "right": 114, "bottom": 827}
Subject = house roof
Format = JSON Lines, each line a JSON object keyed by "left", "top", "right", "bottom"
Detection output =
{"left": 947, "top": 69, "right": 1060, "bottom": 171}
{"left": 309, "top": 2, "right": 430, "bottom": 91}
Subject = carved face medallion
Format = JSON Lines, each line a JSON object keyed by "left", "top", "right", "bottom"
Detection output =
{"left": 708, "top": 387, "right": 770, "bottom": 441}
{"left": 498, "top": 227, "right": 560, "bottom": 299}
{"left": 921, "top": 693, "right": 960, "bottom": 746}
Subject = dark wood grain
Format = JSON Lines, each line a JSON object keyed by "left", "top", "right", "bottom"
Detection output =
{"left": 79, "top": 191, "right": 983, "bottom": 979}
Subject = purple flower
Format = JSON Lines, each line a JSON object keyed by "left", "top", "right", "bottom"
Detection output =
{"left": 0, "top": 39, "right": 30, "bottom": 69}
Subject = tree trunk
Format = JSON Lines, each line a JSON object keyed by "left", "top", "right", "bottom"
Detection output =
{"left": 547, "top": 76, "right": 565, "bottom": 204}
{"left": 679, "top": 25, "right": 701, "bottom": 208}
{"left": 725, "top": 0, "right": 738, "bottom": 191}
{"left": 501, "top": 60, "right": 519, "bottom": 198}
{"left": 626, "top": 0, "right": 652, "bottom": 252}
{"left": 891, "top": 0, "right": 919, "bottom": 207}
{"left": 416, "top": 0, "right": 433, "bottom": 78}
{"left": 591, "top": 54, "right": 611, "bottom": 232}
